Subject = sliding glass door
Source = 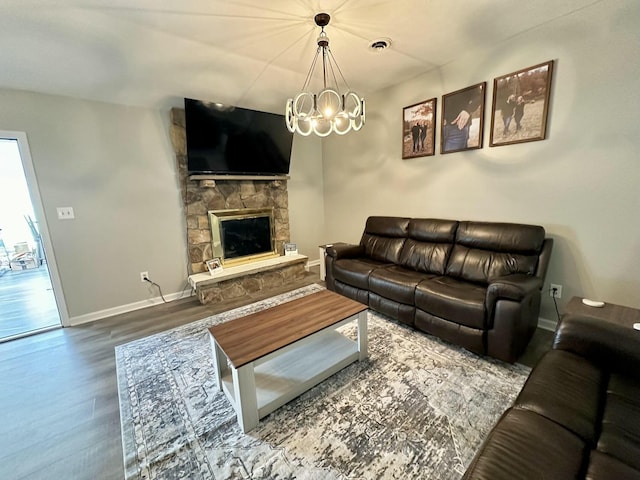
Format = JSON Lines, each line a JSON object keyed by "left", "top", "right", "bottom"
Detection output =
{"left": 0, "top": 133, "right": 66, "bottom": 341}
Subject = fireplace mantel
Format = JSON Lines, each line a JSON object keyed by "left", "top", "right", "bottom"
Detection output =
{"left": 189, "top": 174, "right": 289, "bottom": 181}
{"left": 189, "top": 175, "right": 290, "bottom": 188}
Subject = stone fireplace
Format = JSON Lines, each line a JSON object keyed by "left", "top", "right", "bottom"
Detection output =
{"left": 169, "top": 108, "right": 307, "bottom": 304}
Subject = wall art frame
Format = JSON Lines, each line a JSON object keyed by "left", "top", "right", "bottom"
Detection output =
{"left": 440, "top": 82, "right": 486, "bottom": 154}
{"left": 490, "top": 60, "right": 554, "bottom": 147}
{"left": 402, "top": 98, "right": 437, "bottom": 159}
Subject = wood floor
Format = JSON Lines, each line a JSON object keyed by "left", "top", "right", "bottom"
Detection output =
{"left": 0, "top": 268, "right": 553, "bottom": 480}
{"left": 0, "top": 265, "right": 60, "bottom": 340}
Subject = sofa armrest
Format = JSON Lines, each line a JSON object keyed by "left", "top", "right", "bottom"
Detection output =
{"left": 485, "top": 275, "right": 543, "bottom": 362}
{"left": 486, "top": 274, "right": 543, "bottom": 306}
{"left": 326, "top": 243, "right": 364, "bottom": 260}
{"left": 553, "top": 314, "right": 640, "bottom": 378}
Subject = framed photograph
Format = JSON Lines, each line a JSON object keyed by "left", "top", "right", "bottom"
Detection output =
{"left": 490, "top": 60, "right": 554, "bottom": 146}
{"left": 206, "top": 257, "right": 223, "bottom": 275}
{"left": 440, "top": 82, "right": 486, "bottom": 154}
{"left": 284, "top": 242, "right": 298, "bottom": 256}
{"left": 402, "top": 98, "right": 436, "bottom": 158}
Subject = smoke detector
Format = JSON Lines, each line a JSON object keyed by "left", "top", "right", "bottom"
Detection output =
{"left": 368, "top": 38, "right": 391, "bottom": 52}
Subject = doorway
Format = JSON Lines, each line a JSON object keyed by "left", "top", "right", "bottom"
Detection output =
{"left": 0, "top": 132, "right": 66, "bottom": 341}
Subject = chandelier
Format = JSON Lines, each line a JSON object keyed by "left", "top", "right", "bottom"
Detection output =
{"left": 285, "top": 13, "right": 365, "bottom": 137}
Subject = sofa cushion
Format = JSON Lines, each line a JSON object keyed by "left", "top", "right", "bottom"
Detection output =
{"left": 415, "top": 276, "right": 487, "bottom": 329}
{"left": 455, "top": 221, "right": 545, "bottom": 253}
{"left": 369, "top": 293, "right": 415, "bottom": 326}
{"left": 514, "top": 349, "right": 604, "bottom": 442}
{"left": 398, "top": 239, "right": 453, "bottom": 275}
{"left": 360, "top": 216, "right": 410, "bottom": 263}
{"left": 462, "top": 408, "right": 586, "bottom": 480}
{"left": 586, "top": 451, "right": 640, "bottom": 480}
{"left": 553, "top": 314, "right": 640, "bottom": 378}
{"left": 597, "top": 373, "right": 640, "bottom": 471}
{"left": 332, "top": 258, "right": 391, "bottom": 290}
{"left": 369, "top": 265, "right": 432, "bottom": 305}
{"left": 397, "top": 219, "right": 457, "bottom": 274}
{"left": 334, "top": 281, "right": 369, "bottom": 305}
{"left": 446, "top": 221, "right": 545, "bottom": 285}
{"left": 414, "top": 310, "right": 485, "bottom": 355}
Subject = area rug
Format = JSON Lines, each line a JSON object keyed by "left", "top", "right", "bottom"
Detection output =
{"left": 116, "top": 284, "right": 530, "bottom": 479}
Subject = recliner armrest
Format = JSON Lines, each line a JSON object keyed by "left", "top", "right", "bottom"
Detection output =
{"left": 326, "top": 244, "right": 364, "bottom": 260}
{"left": 553, "top": 314, "right": 640, "bottom": 378}
{"left": 486, "top": 274, "right": 543, "bottom": 306}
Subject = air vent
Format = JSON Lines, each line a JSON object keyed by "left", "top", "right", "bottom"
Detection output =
{"left": 369, "top": 38, "right": 391, "bottom": 52}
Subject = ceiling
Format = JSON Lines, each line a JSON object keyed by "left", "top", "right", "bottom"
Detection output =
{"left": 1, "top": 0, "right": 601, "bottom": 113}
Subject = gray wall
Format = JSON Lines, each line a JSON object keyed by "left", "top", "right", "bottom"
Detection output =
{"left": 288, "top": 135, "right": 324, "bottom": 260}
{"left": 0, "top": 90, "right": 188, "bottom": 321}
{"left": 0, "top": 90, "right": 324, "bottom": 322}
{"left": 322, "top": 0, "right": 640, "bottom": 320}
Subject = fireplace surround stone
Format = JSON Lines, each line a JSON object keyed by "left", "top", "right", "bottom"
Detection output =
{"left": 170, "top": 108, "right": 291, "bottom": 274}
{"left": 170, "top": 108, "right": 305, "bottom": 304}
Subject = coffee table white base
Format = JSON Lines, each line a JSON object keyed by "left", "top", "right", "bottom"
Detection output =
{"left": 210, "top": 310, "right": 368, "bottom": 433}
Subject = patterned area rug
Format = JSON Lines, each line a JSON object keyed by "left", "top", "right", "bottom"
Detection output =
{"left": 116, "top": 284, "right": 530, "bottom": 479}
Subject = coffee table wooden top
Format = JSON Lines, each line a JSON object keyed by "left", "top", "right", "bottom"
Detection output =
{"left": 208, "top": 290, "right": 367, "bottom": 368}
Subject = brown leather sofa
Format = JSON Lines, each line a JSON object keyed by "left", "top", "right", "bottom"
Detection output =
{"left": 463, "top": 313, "right": 640, "bottom": 479}
{"left": 325, "top": 216, "right": 553, "bottom": 363}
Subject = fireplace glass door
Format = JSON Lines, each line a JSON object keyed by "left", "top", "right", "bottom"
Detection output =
{"left": 208, "top": 208, "right": 277, "bottom": 266}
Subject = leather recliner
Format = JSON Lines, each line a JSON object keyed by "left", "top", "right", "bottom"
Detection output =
{"left": 325, "top": 216, "right": 553, "bottom": 363}
{"left": 463, "top": 313, "right": 640, "bottom": 479}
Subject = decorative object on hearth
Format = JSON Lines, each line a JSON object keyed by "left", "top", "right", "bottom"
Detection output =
{"left": 205, "top": 257, "right": 223, "bottom": 275}
{"left": 402, "top": 98, "right": 437, "bottom": 159}
{"left": 489, "top": 60, "right": 554, "bottom": 147}
{"left": 284, "top": 242, "right": 298, "bottom": 256}
{"left": 117, "top": 284, "right": 529, "bottom": 480}
{"left": 285, "top": 13, "right": 365, "bottom": 137}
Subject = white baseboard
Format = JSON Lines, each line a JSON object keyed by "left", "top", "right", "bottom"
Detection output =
{"left": 68, "top": 290, "right": 192, "bottom": 326}
{"left": 307, "top": 259, "right": 321, "bottom": 269}
{"left": 68, "top": 284, "right": 559, "bottom": 332}
{"left": 537, "top": 316, "right": 557, "bottom": 332}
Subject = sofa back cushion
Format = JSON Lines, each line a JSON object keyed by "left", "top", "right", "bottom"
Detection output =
{"left": 360, "top": 216, "right": 410, "bottom": 263}
{"left": 399, "top": 219, "right": 458, "bottom": 274}
{"left": 446, "top": 221, "right": 546, "bottom": 284}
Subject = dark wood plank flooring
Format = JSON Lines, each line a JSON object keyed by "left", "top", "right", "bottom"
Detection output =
{"left": 0, "top": 268, "right": 553, "bottom": 480}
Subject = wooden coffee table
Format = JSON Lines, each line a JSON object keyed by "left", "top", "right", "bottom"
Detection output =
{"left": 208, "top": 289, "right": 368, "bottom": 432}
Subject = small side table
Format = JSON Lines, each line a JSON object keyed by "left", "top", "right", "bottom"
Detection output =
{"left": 318, "top": 242, "right": 348, "bottom": 281}
{"left": 563, "top": 296, "right": 640, "bottom": 329}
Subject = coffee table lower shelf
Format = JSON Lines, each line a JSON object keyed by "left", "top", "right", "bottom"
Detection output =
{"left": 220, "top": 330, "right": 359, "bottom": 420}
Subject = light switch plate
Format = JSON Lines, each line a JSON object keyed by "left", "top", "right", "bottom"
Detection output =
{"left": 57, "top": 207, "right": 75, "bottom": 220}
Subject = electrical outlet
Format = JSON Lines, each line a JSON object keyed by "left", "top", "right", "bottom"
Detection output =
{"left": 140, "top": 271, "right": 149, "bottom": 282}
{"left": 56, "top": 206, "right": 75, "bottom": 220}
{"left": 550, "top": 283, "right": 562, "bottom": 299}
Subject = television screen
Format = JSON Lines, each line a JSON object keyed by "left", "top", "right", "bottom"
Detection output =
{"left": 184, "top": 98, "right": 293, "bottom": 175}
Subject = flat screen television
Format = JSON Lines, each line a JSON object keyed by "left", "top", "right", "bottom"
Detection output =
{"left": 184, "top": 98, "right": 294, "bottom": 175}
